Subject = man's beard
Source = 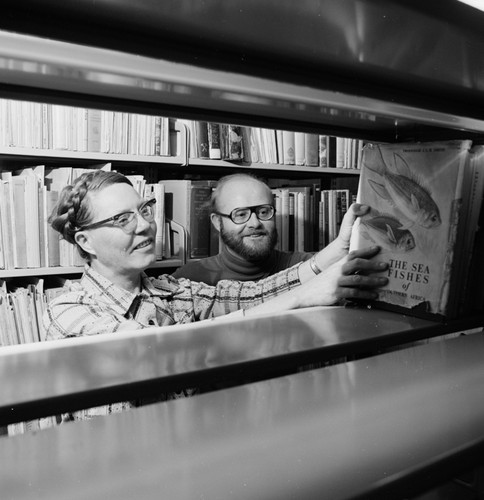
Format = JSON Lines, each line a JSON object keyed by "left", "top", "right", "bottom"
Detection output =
{"left": 220, "top": 225, "right": 277, "bottom": 262}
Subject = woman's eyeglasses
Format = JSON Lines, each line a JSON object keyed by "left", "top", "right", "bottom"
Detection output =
{"left": 214, "top": 204, "right": 275, "bottom": 224}
{"left": 77, "top": 198, "right": 156, "bottom": 234}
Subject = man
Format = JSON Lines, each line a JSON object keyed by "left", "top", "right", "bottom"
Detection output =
{"left": 172, "top": 173, "right": 314, "bottom": 284}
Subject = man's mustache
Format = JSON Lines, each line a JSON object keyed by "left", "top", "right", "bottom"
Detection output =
{"left": 243, "top": 230, "right": 268, "bottom": 237}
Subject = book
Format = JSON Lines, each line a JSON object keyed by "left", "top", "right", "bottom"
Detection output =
{"left": 15, "top": 166, "right": 44, "bottom": 268}
{"left": 294, "top": 132, "right": 306, "bottom": 166}
{"left": 282, "top": 130, "right": 295, "bottom": 165}
{"left": 227, "top": 125, "right": 244, "bottom": 160}
{"left": 143, "top": 183, "right": 165, "bottom": 261}
{"left": 349, "top": 139, "right": 475, "bottom": 320}
{"left": 195, "top": 121, "right": 209, "bottom": 159}
{"left": 326, "top": 136, "right": 337, "bottom": 168}
{"left": 269, "top": 178, "right": 322, "bottom": 251}
{"left": 0, "top": 178, "right": 16, "bottom": 269}
{"left": 207, "top": 122, "right": 222, "bottom": 160}
{"left": 457, "top": 145, "right": 484, "bottom": 313}
{"left": 305, "top": 133, "right": 319, "bottom": 167}
{"left": 11, "top": 176, "right": 28, "bottom": 269}
{"left": 161, "top": 180, "right": 215, "bottom": 260}
{"left": 45, "top": 189, "right": 60, "bottom": 267}
{"left": 319, "top": 135, "right": 328, "bottom": 167}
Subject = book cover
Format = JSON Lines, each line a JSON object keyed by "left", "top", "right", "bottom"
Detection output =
{"left": 349, "top": 140, "right": 473, "bottom": 320}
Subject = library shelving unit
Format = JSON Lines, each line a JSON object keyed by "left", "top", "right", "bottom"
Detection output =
{"left": 0, "top": 119, "right": 190, "bottom": 279}
{"left": 2, "top": 0, "right": 484, "bottom": 498}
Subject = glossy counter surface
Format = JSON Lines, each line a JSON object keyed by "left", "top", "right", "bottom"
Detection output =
{"left": 2, "top": 332, "right": 484, "bottom": 499}
{"left": 0, "top": 306, "right": 453, "bottom": 423}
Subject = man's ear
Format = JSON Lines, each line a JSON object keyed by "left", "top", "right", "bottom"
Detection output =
{"left": 210, "top": 213, "right": 221, "bottom": 232}
{"left": 74, "top": 231, "right": 96, "bottom": 257}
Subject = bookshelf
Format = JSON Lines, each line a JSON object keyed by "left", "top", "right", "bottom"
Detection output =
{"left": 1, "top": 0, "right": 484, "bottom": 494}
{"left": 0, "top": 0, "right": 482, "bottom": 331}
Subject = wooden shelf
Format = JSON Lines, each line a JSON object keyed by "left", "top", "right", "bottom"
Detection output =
{"left": 0, "top": 146, "right": 185, "bottom": 165}
{"left": 188, "top": 158, "right": 360, "bottom": 175}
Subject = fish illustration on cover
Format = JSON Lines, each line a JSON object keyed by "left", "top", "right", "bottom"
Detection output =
{"left": 349, "top": 140, "right": 472, "bottom": 318}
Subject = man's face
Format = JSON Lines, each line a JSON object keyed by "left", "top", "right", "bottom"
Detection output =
{"left": 215, "top": 179, "right": 277, "bottom": 262}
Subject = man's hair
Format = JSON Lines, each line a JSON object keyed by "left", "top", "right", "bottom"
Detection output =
{"left": 211, "top": 173, "right": 272, "bottom": 213}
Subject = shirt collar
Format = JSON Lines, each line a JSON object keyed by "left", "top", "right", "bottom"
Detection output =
{"left": 80, "top": 265, "right": 178, "bottom": 316}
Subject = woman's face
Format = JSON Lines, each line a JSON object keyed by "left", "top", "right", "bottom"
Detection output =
{"left": 76, "top": 183, "right": 157, "bottom": 285}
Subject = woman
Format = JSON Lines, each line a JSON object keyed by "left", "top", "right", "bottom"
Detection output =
{"left": 44, "top": 170, "right": 388, "bottom": 340}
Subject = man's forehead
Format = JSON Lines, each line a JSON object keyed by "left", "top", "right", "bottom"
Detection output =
{"left": 219, "top": 179, "right": 272, "bottom": 208}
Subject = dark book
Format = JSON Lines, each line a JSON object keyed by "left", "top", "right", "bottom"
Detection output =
{"left": 161, "top": 180, "right": 215, "bottom": 260}
{"left": 326, "top": 136, "right": 337, "bottom": 168}
{"left": 207, "top": 122, "right": 222, "bottom": 160}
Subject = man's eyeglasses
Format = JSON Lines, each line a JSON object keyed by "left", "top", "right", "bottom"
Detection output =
{"left": 77, "top": 198, "right": 157, "bottom": 234}
{"left": 214, "top": 204, "right": 275, "bottom": 225}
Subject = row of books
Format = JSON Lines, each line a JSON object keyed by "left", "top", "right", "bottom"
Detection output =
{"left": 0, "top": 162, "right": 361, "bottom": 271}
{"left": 0, "top": 278, "right": 101, "bottom": 436}
{"left": 180, "top": 119, "right": 364, "bottom": 168}
{"left": 271, "top": 186, "right": 355, "bottom": 253}
{"left": 1, "top": 98, "right": 364, "bottom": 168}
{"left": 0, "top": 280, "right": 64, "bottom": 346}
{"left": 0, "top": 99, "right": 171, "bottom": 156}
{"left": 162, "top": 177, "right": 359, "bottom": 262}
{"left": 0, "top": 164, "right": 168, "bottom": 271}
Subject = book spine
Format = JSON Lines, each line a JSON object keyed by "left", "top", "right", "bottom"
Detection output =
{"left": 196, "top": 121, "right": 210, "bottom": 159}
{"left": 208, "top": 122, "right": 222, "bottom": 160}
{"left": 189, "top": 184, "right": 212, "bottom": 258}
{"left": 295, "top": 132, "right": 306, "bottom": 166}
{"left": 87, "top": 109, "right": 102, "bottom": 152}
{"left": 305, "top": 133, "right": 319, "bottom": 167}
{"left": 227, "top": 125, "right": 244, "bottom": 160}
{"left": 282, "top": 131, "right": 295, "bottom": 165}
{"left": 326, "top": 136, "right": 336, "bottom": 168}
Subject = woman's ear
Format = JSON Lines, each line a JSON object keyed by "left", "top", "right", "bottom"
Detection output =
{"left": 75, "top": 231, "right": 96, "bottom": 257}
{"left": 210, "top": 213, "right": 221, "bottom": 232}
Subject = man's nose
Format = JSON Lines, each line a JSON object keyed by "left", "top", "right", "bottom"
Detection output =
{"left": 246, "top": 211, "right": 262, "bottom": 226}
